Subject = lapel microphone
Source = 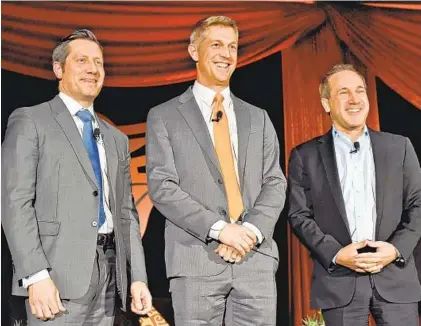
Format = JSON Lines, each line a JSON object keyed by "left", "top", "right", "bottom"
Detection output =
{"left": 350, "top": 141, "right": 360, "bottom": 154}
{"left": 211, "top": 111, "right": 223, "bottom": 122}
{"left": 93, "top": 128, "right": 101, "bottom": 142}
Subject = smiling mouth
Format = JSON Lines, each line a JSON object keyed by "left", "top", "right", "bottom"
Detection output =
{"left": 81, "top": 79, "right": 97, "bottom": 83}
{"left": 346, "top": 107, "right": 363, "bottom": 113}
{"left": 214, "top": 62, "right": 230, "bottom": 69}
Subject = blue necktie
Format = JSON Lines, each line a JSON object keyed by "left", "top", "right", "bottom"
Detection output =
{"left": 76, "top": 110, "right": 106, "bottom": 228}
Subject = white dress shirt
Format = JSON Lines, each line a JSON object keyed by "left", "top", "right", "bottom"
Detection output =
{"left": 22, "top": 92, "right": 114, "bottom": 288}
{"left": 331, "top": 125, "right": 377, "bottom": 266}
{"left": 192, "top": 81, "right": 263, "bottom": 243}
{"left": 333, "top": 125, "right": 376, "bottom": 242}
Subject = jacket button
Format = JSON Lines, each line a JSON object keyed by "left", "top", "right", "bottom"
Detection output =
{"left": 92, "top": 221, "right": 98, "bottom": 227}
{"left": 217, "top": 178, "right": 223, "bottom": 185}
{"left": 93, "top": 190, "right": 98, "bottom": 196}
{"left": 220, "top": 209, "right": 227, "bottom": 217}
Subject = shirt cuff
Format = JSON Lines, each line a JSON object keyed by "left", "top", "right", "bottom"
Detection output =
{"left": 332, "top": 253, "right": 338, "bottom": 265}
{"left": 242, "top": 222, "right": 264, "bottom": 244}
{"left": 394, "top": 248, "right": 405, "bottom": 267}
{"left": 21, "top": 269, "right": 50, "bottom": 289}
{"left": 208, "top": 220, "right": 228, "bottom": 240}
{"left": 327, "top": 252, "right": 340, "bottom": 273}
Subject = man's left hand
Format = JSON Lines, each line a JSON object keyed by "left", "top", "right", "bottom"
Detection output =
{"left": 355, "top": 241, "right": 399, "bottom": 273}
{"left": 130, "top": 281, "right": 152, "bottom": 315}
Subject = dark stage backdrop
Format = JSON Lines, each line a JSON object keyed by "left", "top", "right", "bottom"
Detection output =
{"left": 2, "top": 52, "right": 420, "bottom": 325}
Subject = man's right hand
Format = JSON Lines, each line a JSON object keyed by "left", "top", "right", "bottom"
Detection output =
{"left": 218, "top": 223, "right": 257, "bottom": 256}
{"left": 28, "top": 278, "right": 66, "bottom": 320}
{"left": 335, "top": 240, "right": 370, "bottom": 273}
{"left": 215, "top": 243, "right": 243, "bottom": 263}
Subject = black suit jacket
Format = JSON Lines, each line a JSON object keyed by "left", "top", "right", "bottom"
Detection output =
{"left": 288, "top": 129, "right": 421, "bottom": 309}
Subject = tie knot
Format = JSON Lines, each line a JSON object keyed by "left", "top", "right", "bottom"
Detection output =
{"left": 76, "top": 109, "right": 93, "bottom": 123}
{"left": 213, "top": 93, "right": 224, "bottom": 105}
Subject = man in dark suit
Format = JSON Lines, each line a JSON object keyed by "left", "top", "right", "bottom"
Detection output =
{"left": 288, "top": 64, "right": 421, "bottom": 325}
{"left": 2, "top": 29, "right": 152, "bottom": 325}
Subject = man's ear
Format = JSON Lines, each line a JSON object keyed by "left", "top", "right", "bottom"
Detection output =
{"left": 321, "top": 98, "right": 331, "bottom": 114}
{"left": 53, "top": 61, "right": 63, "bottom": 80}
{"left": 188, "top": 43, "right": 199, "bottom": 62}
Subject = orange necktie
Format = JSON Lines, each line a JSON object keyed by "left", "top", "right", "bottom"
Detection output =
{"left": 212, "top": 93, "right": 244, "bottom": 220}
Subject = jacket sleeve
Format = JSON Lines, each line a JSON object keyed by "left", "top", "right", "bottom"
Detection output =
{"left": 119, "top": 134, "right": 148, "bottom": 283}
{"left": 242, "top": 110, "right": 287, "bottom": 242}
{"left": 1, "top": 108, "right": 51, "bottom": 280}
{"left": 389, "top": 138, "right": 421, "bottom": 264}
{"left": 287, "top": 147, "right": 342, "bottom": 271}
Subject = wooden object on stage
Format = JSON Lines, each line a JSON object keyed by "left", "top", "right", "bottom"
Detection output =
{"left": 139, "top": 307, "right": 170, "bottom": 325}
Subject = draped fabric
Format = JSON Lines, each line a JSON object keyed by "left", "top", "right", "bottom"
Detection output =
{"left": 2, "top": 2, "right": 420, "bottom": 110}
{"left": 362, "top": 2, "right": 421, "bottom": 10}
{"left": 1, "top": 1, "right": 325, "bottom": 86}
{"left": 326, "top": 4, "right": 421, "bottom": 108}
{"left": 1, "top": 2, "right": 420, "bottom": 326}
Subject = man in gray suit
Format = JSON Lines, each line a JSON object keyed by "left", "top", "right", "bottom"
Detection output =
{"left": 2, "top": 29, "right": 152, "bottom": 325}
{"left": 288, "top": 64, "right": 421, "bottom": 325}
{"left": 146, "top": 16, "right": 286, "bottom": 325}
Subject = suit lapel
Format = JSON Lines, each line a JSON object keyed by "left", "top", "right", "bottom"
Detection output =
{"left": 369, "top": 130, "right": 387, "bottom": 238}
{"left": 318, "top": 131, "right": 350, "bottom": 234}
{"left": 98, "top": 118, "right": 118, "bottom": 212}
{"left": 50, "top": 96, "right": 97, "bottom": 189}
{"left": 232, "top": 95, "right": 250, "bottom": 191}
{"left": 177, "top": 87, "right": 221, "bottom": 173}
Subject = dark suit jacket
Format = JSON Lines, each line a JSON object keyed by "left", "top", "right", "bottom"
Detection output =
{"left": 288, "top": 129, "right": 421, "bottom": 309}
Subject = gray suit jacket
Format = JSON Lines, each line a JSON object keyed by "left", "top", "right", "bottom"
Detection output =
{"left": 288, "top": 129, "right": 421, "bottom": 309}
{"left": 1, "top": 96, "right": 147, "bottom": 309}
{"left": 146, "top": 87, "right": 286, "bottom": 278}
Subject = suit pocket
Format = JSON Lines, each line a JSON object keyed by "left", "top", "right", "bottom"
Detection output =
{"left": 38, "top": 221, "right": 61, "bottom": 236}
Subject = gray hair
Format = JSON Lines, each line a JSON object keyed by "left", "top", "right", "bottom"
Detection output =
{"left": 319, "top": 64, "right": 367, "bottom": 99}
{"left": 52, "top": 29, "right": 102, "bottom": 67}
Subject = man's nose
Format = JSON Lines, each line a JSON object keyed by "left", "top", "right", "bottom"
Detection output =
{"left": 220, "top": 46, "right": 231, "bottom": 59}
{"left": 86, "top": 60, "right": 99, "bottom": 74}
{"left": 348, "top": 91, "right": 360, "bottom": 103}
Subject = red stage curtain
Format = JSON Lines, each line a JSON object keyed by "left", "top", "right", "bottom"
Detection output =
{"left": 326, "top": 4, "right": 421, "bottom": 109}
{"left": 362, "top": 2, "right": 421, "bottom": 10}
{"left": 2, "top": 2, "right": 419, "bottom": 109}
{"left": 283, "top": 23, "right": 380, "bottom": 326}
{"left": 1, "top": 1, "right": 325, "bottom": 86}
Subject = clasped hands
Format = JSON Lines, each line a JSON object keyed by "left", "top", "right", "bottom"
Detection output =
{"left": 335, "top": 240, "right": 399, "bottom": 274}
{"left": 215, "top": 223, "right": 257, "bottom": 263}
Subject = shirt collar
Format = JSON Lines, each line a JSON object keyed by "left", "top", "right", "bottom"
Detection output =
{"left": 192, "top": 81, "right": 232, "bottom": 108}
{"left": 332, "top": 125, "right": 370, "bottom": 147}
{"left": 332, "top": 125, "right": 369, "bottom": 138}
{"left": 59, "top": 92, "right": 95, "bottom": 117}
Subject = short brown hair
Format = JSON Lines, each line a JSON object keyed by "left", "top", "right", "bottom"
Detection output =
{"left": 319, "top": 64, "right": 367, "bottom": 99}
{"left": 52, "top": 29, "right": 102, "bottom": 67}
{"left": 190, "top": 16, "right": 238, "bottom": 45}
